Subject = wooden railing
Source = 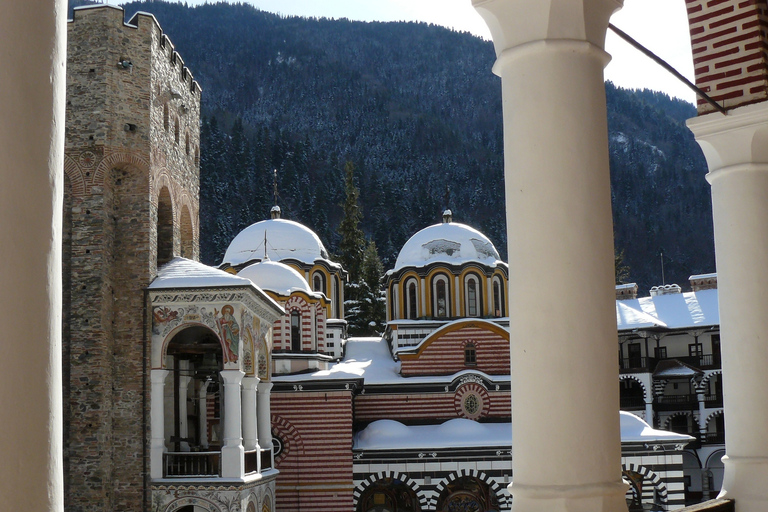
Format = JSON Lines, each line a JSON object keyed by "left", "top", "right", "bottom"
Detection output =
{"left": 163, "top": 451, "right": 220, "bottom": 477}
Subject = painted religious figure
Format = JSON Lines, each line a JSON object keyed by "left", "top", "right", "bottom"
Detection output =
{"left": 217, "top": 305, "right": 240, "bottom": 363}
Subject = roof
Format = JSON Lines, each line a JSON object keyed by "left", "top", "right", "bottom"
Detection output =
{"left": 149, "top": 257, "right": 254, "bottom": 289}
{"left": 237, "top": 260, "right": 315, "bottom": 297}
{"left": 353, "top": 412, "right": 692, "bottom": 451}
{"left": 222, "top": 218, "right": 337, "bottom": 267}
{"left": 391, "top": 221, "right": 503, "bottom": 273}
{"left": 653, "top": 358, "right": 704, "bottom": 379}
{"left": 616, "top": 288, "right": 719, "bottom": 331}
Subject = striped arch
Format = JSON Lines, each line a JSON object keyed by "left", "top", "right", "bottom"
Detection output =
{"left": 271, "top": 414, "right": 304, "bottom": 466}
{"left": 705, "top": 409, "right": 724, "bottom": 429}
{"left": 353, "top": 471, "right": 427, "bottom": 512}
{"left": 663, "top": 411, "right": 695, "bottom": 431}
{"left": 619, "top": 374, "right": 650, "bottom": 402}
{"left": 153, "top": 171, "right": 177, "bottom": 212}
{"left": 164, "top": 496, "right": 225, "bottom": 512}
{"left": 698, "top": 370, "right": 722, "bottom": 393}
{"left": 429, "top": 469, "right": 510, "bottom": 510}
{"left": 63, "top": 154, "right": 86, "bottom": 196}
{"left": 622, "top": 463, "right": 668, "bottom": 507}
{"left": 93, "top": 151, "right": 149, "bottom": 187}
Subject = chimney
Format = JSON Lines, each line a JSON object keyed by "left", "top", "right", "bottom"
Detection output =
{"left": 649, "top": 284, "right": 682, "bottom": 297}
{"left": 442, "top": 209, "right": 452, "bottom": 223}
{"left": 615, "top": 283, "right": 638, "bottom": 300}
{"left": 270, "top": 205, "right": 281, "bottom": 219}
{"left": 689, "top": 273, "right": 717, "bottom": 292}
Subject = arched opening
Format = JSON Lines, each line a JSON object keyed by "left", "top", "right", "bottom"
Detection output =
{"left": 432, "top": 273, "right": 450, "bottom": 318}
{"left": 389, "top": 283, "right": 398, "bottom": 321}
{"left": 622, "top": 470, "right": 644, "bottom": 511}
{"left": 682, "top": 450, "right": 703, "bottom": 505}
{"left": 157, "top": 186, "right": 174, "bottom": 266}
{"left": 163, "top": 103, "right": 169, "bottom": 131}
{"left": 164, "top": 325, "right": 223, "bottom": 477}
{"left": 706, "top": 411, "right": 725, "bottom": 444}
{"left": 492, "top": 277, "right": 505, "bottom": 317}
{"left": 619, "top": 379, "right": 645, "bottom": 410}
{"left": 179, "top": 204, "right": 194, "bottom": 259}
{"left": 356, "top": 477, "right": 421, "bottom": 512}
{"left": 333, "top": 275, "right": 341, "bottom": 318}
{"left": 668, "top": 413, "right": 695, "bottom": 436}
{"left": 464, "top": 274, "right": 482, "bottom": 317}
{"left": 290, "top": 310, "right": 301, "bottom": 351}
{"left": 313, "top": 271, "right": 326, "bottom": 296}
{"left": 435, "top": 476, "right": 499, "bottom": 512}
{"left": 406, "top": 279, "right": 418, "bottom": 319}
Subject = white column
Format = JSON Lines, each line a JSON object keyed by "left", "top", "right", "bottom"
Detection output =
{"left": 178, "top": 361, "right": 191, "bottom": 451}
{"left": 645, "top": 400, "right": 654, "bottom": 427}
{"left": 0, "top": 1, "right": 66, "bottom": 510}
{"left": 150, "top": 369, "right": 170, "bottom": 478}
{"left": 220, "top": 369, "right": 245, "bottom": 478}
{"left": 698, "top": 391, "right": 707, "bottom": 437}
{"left": 688, "top": 101, "right": 768, "bottom": 511}
{"left": 257, "top": 381, "right": 274, "bottom": 466}
{"left": 473, "top": 1, "right": 627, "bottom": 511}
{"left": 420, "top": 277, "right": 427, "bottom": 317}
{"left": 242, "top": 377, "right": 260, "bottom": 451}
{"left": 198, "top": 379, "right": 210, "bottom": 449}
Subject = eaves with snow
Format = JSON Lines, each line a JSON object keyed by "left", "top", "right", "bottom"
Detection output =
{"left": 616, "top": 288, "right": 719, "bottom": 331}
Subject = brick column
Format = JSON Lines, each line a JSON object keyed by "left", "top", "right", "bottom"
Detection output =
{"left": 688, "top": 101, "right": 768, "bottom": 512}
{"left": 0, "top": 0, "right": 66, "bottom": 510}
{"left": 472, "top": 1, "right": 627, "bottom": 510}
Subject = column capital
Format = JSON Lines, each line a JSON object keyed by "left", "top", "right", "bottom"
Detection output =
{"left": 242, "top": 376, "right": 260, "bottom": 391}
{"left": 687, "top": 102, "right": 768, "bottom": 179}
{"left": 257, "top": 381, "right": 273, "bottom": 394}
{"left": 472, "top": 0, "right": 623, "bottom": 57}
{"left": 151, "top": 368, "right": 169, "bottom": 384}
{"left": 220, "top": 369, "right": 245, "bottom": 385}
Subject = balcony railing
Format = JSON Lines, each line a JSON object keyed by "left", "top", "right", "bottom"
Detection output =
{"left": 164, "top": 451, "right": 220, "bottom": 477}
{"left": 619, "top": 357, "right": 657, "bottom": 372}
{"left": 620, "top": 396, "right": 646, "bottom": 409}
{"left": 704, "top": 394, "right": 723, "bottom": 408}
{"left": 704, "top": 431, "right": 725, "bottom": 444}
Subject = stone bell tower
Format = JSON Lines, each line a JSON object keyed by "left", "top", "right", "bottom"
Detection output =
{"left": 63, "top": 5, "right": 201, "bottom": 510}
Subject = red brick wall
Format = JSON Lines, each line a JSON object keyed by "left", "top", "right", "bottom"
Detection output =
{"left": 272, "top": 391, "right": 355, "bottom": 512}
{"left": 355, "top": 390, "right": 510, "bottom": 422}
{"left": 686, "top": 0, "right": 768, "bottom": 113}
{"left": 399, "top": 323, "right": 510, "bottom": 376}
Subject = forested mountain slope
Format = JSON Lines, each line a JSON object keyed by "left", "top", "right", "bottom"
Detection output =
{"left": 71, "top": 0, "right": 714, "bottom": 293}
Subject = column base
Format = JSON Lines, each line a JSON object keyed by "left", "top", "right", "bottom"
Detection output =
{"left": 150, "top": 442, "right": 165, "bottom": 479}
{"left": 510, "top": 480, "right": 628, "bottom": 512}
{"left": 718, "top": 455, "right": 768, "bottom": 512}
{"left": 220, "top": 444, "right": 244, "bottom": 478}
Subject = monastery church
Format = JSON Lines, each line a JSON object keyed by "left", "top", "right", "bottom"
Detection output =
{"left": 5, "top": 1, "right": 768, "bottom": 512}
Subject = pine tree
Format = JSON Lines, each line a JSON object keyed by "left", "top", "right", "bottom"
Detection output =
{"left": 336, "top": 161, "right": 366, "bottom": 282}
{"left": 357, "top": 240, "right": 386, "bottom": 335}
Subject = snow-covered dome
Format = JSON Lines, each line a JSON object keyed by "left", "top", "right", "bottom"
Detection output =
{"left": 237, "top": 260, "right": 312, "bottom": 296}
{"left": 393, "top": 220, "right": 502, "bottom": 272}
{"left": 223, "top": 218, "right": 331, "bottom": 266}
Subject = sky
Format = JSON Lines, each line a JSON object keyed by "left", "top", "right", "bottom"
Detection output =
{"left": 122, "top": 0, "right": 696, "bottom": 103}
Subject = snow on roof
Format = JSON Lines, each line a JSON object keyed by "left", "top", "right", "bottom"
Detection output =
{"left": 149, "top": 257, "right": 253, "bottom": 289}
{"left": 237, "top": 260, "right": 315, "bottom": 297}
{"left": 222, "top": 218, "right": 336, "bottom": 267}
{"left": 272, "top": 336, "right": 509, "bottom": 386}
{"left": 392, "top": 221, "right": 502, "bottom": 272}
{"left": 353, "top": 412, "right": 691, "bottom": 451}
{"left": 616, "top": 289, "right": 719, "bottom": 331}
{"left": 653, "top": 359, "right": 704, "bottom": 378}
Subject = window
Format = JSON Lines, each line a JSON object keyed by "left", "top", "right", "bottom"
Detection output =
{"left": 689, "top": 342, "right": 703, "bottom": 362}
{"left": 406, "top": 280, "right": 418, "bottom": 319}
{"left": 290, "top": 311, "right": 301, "bottom": 351}
{"left": 627, "top": 343, "right": 642, "bottom": 368}
{"left": 711, "top": 334, "right": 721, "bottom": 365}
{"left": 466, "top": 276, "right": 479, "bottom": 317}
{"left": 432, "top": 274, "right": 450, "bottom": 318}
{"left": 492, "top": 278, "right": 504, "bottom": 317}
{"left": 464, "top": 343, "right": 477, "bottom": 365}
{"left": 654, "top": 346, "right": 667, "bottom": 360}
{"left": 312, "top": 272, "right": 326, "bottom": 296}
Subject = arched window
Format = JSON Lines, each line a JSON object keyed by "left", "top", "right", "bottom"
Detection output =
{"left": 332, "top": 276, "right": 340, "bottom": 318}
{"left": 185, "top": 131, "right": 190, "bottom": 155}
{"left": 465, "top": 274, "right": 481, "bottom": 317}
{"left": 156, "top": 187, "right": 174, "bottom": 267}
{"left": 290, "top": 311, "right": 301, "bottom": 351}
{"left": 432, "top": 274, "right": 450, "bottom": 318}
{"left": 464, "top": 343, "right": 477, "bottom": 366}
{"left": 163, "top": 103, "right": 169, "bottom": 131}
{"left": 492, "top": 277, "right": 505, "bottom": 317}
{"left": 312, "top": 272, "right": 326, "bottom": 296}
{"left": 174, "top": 116, "right": 180, "bottom": 144}
{"left": 389, "top": 283, "right": 398, "bottom": 321}
{"left": 406, "top": 279, "right": 418, "bottom": 319}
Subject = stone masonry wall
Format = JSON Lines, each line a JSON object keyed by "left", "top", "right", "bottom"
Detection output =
{"left": 686, "top": 0, "right": 768, "bottom": 114}
{"left": 64, "top": 5, "right": 201, "bottom": 511}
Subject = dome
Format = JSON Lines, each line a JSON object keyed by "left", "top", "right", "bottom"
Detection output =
{"left": 237, "top": 260, "right": 312, "bottom": 296}
{"left": 223, "top": 218, "right": 331, "bottom": 266}
{"left": 393, "top": 221, "right": 502, "bottom": 272}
